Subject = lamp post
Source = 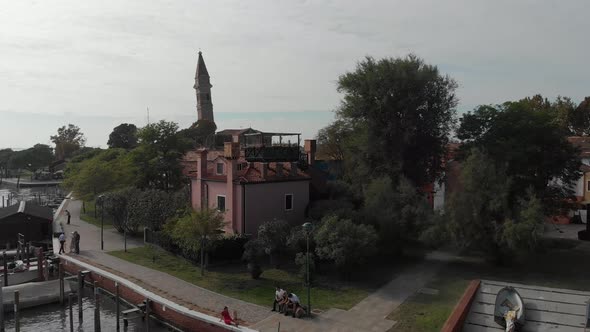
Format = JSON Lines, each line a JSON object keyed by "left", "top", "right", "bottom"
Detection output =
{"left": 98, "top": 195, "right": 105, "bottom": 250}
{"left": 302, "top": 222, "right": 313, "bottom": 317}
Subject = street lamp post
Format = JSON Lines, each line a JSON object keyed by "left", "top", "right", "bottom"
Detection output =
{"left": 302, "top": 222, "right": 313, "bottom": 317}
{"left": 98, "top": 195, "right": 104, "bottom": 250}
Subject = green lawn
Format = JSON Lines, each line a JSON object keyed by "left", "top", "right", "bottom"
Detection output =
{"left": 388, "top": 238, "right": 590, "bottom": 331}
{"left": 80, "top": 200, "right": 114, "bottom": 229}
{"left": 109, "top": 246, "right": 401, "bottom": 310}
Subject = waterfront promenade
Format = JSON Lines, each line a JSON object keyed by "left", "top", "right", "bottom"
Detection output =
{"left": 53, "top": 198, "right": 271, "bottom": 328}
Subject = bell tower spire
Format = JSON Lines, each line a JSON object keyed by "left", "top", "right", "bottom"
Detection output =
{"left": 194, "top": 51, "right": 214, "bottom": 122}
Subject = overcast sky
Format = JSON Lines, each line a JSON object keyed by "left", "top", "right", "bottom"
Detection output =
{"left": 1, "top": 0, "right": 589, "bottom": 149}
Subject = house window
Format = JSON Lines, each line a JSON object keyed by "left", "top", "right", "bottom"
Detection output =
{"left": 587, "top": 180, "right": 590, "bottom": 192}
{"left": 285, "top": 194, "right": 293, "bottom": 211}
{"left": 217, "top": 195, "right": 226, "bottom": 212}
{"left": 216, "top": 163, "right": 224, "bottom": 175}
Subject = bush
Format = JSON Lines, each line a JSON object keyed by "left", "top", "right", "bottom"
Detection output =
{"left": 242, "top": 238, "right": 265, "bottom": 279}
{"left": 257, "top": 219, "right": 290, "bottom": 267}
{"left": 314, "top": 215, "right": 378, "bottom": 274}
{"left": 211, "top": 234, "right": 249, "bottom": 261}
{"left": 295, "top": 251, "right": 316, "bottom": 284}
{"left": 308, "top": 200, "right": 355, "bottom": 221}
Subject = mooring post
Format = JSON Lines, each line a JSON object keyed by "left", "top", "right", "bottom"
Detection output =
{"left": 14, "top": 290, "right": 19, "bottom": 332}
{"left": 0, "top": 279, "right": 4, "bottom": 332}
{"left": 36, "top": 248, "right": 43, "bottom": 281}
{"left": 2, "top": 251, "right": 7, "bottom": 287}
{"left": 59, "top": 263, "right": 64, "bottom": 305}
{"left": 145, "top": 298, "right": 150, "bottom": 332}
{"left": 115, "top": 282, "right": 120, "bottom": 332}
{"left": 69, "top": 293, "right": 74, "bottom": 332}
{"left": 94, "top": 281, "right": 101, "bottom": 332}
{"left": 78, "top": 271, "right": 84, "bottom": 323}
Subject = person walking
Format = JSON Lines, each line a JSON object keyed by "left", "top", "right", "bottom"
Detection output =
{"left": 58, "top": 232, "right": 66, "bottom": 254}
{"left": 66, "top": 210, "right": 71, "bottom": 225}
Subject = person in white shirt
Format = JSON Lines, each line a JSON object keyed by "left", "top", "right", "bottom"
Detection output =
{"left": 285, "top": 292, "right": 301, "bottom": 317}
{"left": 272, "top": 286, "right": 286, "bottom": 312}
{"left": 58, "top": 233, "right": 66, "bottom": 254}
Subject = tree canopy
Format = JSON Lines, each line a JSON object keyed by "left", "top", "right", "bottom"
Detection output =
{"left": 457, "top": 99, "right": 581, "bottom": 213}
{"left": 108, "top": 123, "right": 138, "bottom": 149}
{"left": 334, "top": 55, "right": 458, "bottom": 187}
{"left": 51, "top": 124, "right": 86, "bottom": 160}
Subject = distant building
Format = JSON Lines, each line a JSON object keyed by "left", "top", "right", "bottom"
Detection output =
{"left": 0, "top": 201, "right": 53, "bottom": 247}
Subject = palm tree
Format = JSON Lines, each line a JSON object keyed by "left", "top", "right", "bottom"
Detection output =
{"left": 172, "top": 209, "right": 226, "bottom": 276}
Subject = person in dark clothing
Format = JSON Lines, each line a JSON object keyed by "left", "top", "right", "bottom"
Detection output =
{"left": 58, "top": 233, "right": 66, "bottom": 254}
{"left": 66, "top": 210, "right": 71, "bottom": 224}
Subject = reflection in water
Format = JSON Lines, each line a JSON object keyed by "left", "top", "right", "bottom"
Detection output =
{"left": 2, "top": 286, "right": 169, "bottom": 332}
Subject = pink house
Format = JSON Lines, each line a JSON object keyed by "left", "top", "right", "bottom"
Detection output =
{"left": 186, "top": 140, "right": 315, "bottom": 235}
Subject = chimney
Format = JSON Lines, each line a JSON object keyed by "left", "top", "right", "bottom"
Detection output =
{"left": 261, "top": 162, "right": 268, "bottom": 179}
{"left": 304, "top": 139, "right": 316, "bottom": 165}
{"left": 276, "top": 163, "right": 283, "bottom": 177}
{"left": 289, "top": 162, "right": 298, "bottom": 176}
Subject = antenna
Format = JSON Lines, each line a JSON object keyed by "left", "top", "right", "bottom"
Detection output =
{"left": 147, "top": 107, "right": 150, "bottom": 125}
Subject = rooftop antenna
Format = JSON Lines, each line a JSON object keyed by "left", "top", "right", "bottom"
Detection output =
{"left": 147, "top": 107, "right": 150, "bottom": 125}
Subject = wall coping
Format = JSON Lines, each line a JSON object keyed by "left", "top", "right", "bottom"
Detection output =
{"left": 61, "top": 254, "right": 257, "bottom": 332}
{"left": 440, "top": 279, "right": 481, "bottom": 332}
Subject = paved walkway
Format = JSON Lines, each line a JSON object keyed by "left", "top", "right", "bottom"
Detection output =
{"left": 53, "top": 199, "right": 272, "bottom": 326}
{"left": 252, "top": 252, "right": 455, "bottom": 332}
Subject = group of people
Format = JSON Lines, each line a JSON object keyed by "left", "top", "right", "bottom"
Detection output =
{"left": 273, "top": 286, "right": 305, "bottom": 318}
{"left": 58, "top": 231, "right": 80, "bottom": 254}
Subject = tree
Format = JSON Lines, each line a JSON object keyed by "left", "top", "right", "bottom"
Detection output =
{"left": 126, "top": 188, "right": 187, "bottom": 232}
{"left": 108, "top": 123, "right": 138, "bottom": 149}
{"left": 257, "top": 219, "right": 291, "bottom": 267}
{"left": 242, "top": 238, "right": 265, "bottom": 279}
{"left": 51, "top": 124, "right": 86, "bottom": 160}
{"left": 178, "top": 120, "right": 217, "bottom": 148}
{"left": 63, "top": 148, "right": 137, "bottom": 202}
{"left": 316, "top": 120, "right": 351, "bottom": 161}
{"left": 134, "top": 120, "right": 192, "bottom": 190}
{"left": 570, "top": 97, "right": 590, "bottom": 136}
{"left": 169, "top": 209, "right": 226, "bottom": 276}
{"left": 102, "top": 187, "right": 139, "bottom": 233}
{"left": 314, "top": 215, "right": 378, "bottom": 275}
{"left": 363, "top": 176, "right": 432, "bottom": 255}
{"left": 335, "top": 55, "right": 458, "bottom": 186}
{"left": 0, "top": 149, "right": 14, "bottom": 178}
{"left": 457, "top": 100, "right": 581, "bottom": 214}
{"left": 442, "top": 149, "right": 544, "bottom": 262}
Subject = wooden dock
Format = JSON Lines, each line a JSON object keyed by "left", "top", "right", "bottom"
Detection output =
{"left": 463, "top": 280, "right": 589, "bottom": 331}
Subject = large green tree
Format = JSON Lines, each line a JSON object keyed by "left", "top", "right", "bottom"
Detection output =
{"left": 134, "top": 120, "right": 192, "bottom": 190}
{"left": 316, "top": 120, "right": 351, "bottom": 161}
{"left": 51, "top": 124, "right": 86, "bottom": 160}
{"left": 457, "top": 99, "right": 581, "bottom": 213}
{"left": 335, "top": 55, "right": 458, "bottom": 186}
{"left": 108, "top": 123, "right": 138, "bottom": 149}
{"left": 0, "top": 149, "right": 14, "bottom": 177}
{"left": 167, "top": 209, "right": 226, "bottom": 276}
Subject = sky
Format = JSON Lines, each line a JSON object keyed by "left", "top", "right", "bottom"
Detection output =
{"left": 1, "top": 0, "right": 589, "bottom": 149}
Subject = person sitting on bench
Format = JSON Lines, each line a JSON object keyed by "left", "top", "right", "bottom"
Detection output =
{"left": 284, "top": 292, "right": 301, "bottom": 318}
{"left": 272, "top": 286, "right": 286, "bottom": 312}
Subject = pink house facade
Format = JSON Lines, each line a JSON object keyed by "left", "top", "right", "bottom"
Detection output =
{"left": 186, "top": 142, "right": 314, "bottom": 235}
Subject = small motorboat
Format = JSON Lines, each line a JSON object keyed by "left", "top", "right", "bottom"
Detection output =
{"left": 494, "top": 286, "right": 525, "bottom": 331}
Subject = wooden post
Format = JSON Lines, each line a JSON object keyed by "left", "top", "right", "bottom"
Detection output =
{"left": 59, "top": 263, "right": 64, "bottom": 305}
{"left": 14, "top": 290, "right": 19, "bottom": 332}
{"left": 94, "top": 281, "right": 101, "bottom": 332}
{"left": 145, "top": 298, "right": 150, "bottom": 332}
{"left": 78, "top": 271, "right": 84, "bottom": 323}
{"left": 0, "top": 279, "right": 4, "bottom": 332}
{"left": 2, "top": 251, "right": 7, "bottom": 287}
{"left": 115, "top": 282, "right": 120, "bottom": 332}
{"left": 36, "top": 248, "right": 43, "bottom": 281}
{"left": 69, "top": 293, "right": 74, "bottom": 332}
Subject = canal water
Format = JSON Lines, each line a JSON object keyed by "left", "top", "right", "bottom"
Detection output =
{"left": 2, "top": 286, "right": 170, "bottom": 331}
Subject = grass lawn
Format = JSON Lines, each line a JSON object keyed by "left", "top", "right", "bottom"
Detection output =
{"left": 80, "top": 200, "right": 114, "bottom": 229}
{"left": 388, "top": 238, "right": 590, "bottom": 331}
{"left": 110, "top": 246, "right": 407, "bottom": 310}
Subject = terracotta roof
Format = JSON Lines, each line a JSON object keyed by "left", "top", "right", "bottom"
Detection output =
{"left": 568, "top": 136, "right": 590, "bottom": 157}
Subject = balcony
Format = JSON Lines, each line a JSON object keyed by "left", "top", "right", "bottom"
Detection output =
{"left": 243, "top": 132, "right": 301, "bottom": 162}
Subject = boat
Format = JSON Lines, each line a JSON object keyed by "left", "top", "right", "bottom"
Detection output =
{"left": 494, "top": 286, "right": 526, "bottom": 330}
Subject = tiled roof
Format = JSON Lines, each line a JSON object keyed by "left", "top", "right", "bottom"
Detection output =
{"left": 568, "top": 136, "right": 590, "bottom": 157}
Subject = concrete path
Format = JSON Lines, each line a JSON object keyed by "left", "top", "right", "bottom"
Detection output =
{"left": 53, "top": 199, "right": 272, "bottom": 326}
{"left": 252, "top": 252, "right": 453, "bottom": 332}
